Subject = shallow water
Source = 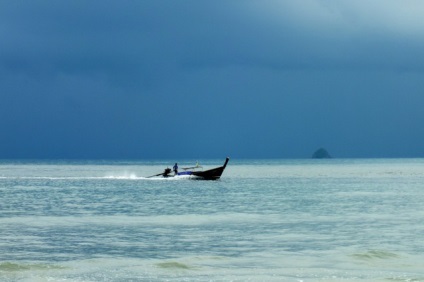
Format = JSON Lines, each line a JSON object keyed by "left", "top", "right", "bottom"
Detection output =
{"left": 1, "top": 159, "right": 424, "bottom": 281}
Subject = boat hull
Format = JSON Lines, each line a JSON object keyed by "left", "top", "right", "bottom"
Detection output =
{"left": 178, "top": 157, "right": 229, "bottom": 180}
{"left": 190, "top": 157, "right": 229, "bottom": 180}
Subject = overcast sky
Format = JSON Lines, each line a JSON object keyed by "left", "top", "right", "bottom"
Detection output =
{"left": 1, "top": 0, "right": 424, "bottom": 159}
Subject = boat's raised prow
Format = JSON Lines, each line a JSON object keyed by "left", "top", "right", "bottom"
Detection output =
{"left": 191, "top": 157, "right": 229, "bottom": 180}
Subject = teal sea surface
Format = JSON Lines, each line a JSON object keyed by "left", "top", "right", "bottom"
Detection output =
{"left": 1, "top": 159, "right": 424, "bottom": 281}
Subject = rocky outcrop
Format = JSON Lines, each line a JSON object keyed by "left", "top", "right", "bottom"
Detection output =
{"left": 312, "top": 148, "right": 331, "bottom": 159}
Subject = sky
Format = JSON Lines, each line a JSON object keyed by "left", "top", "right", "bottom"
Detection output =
{"left": 1, "top": 0, "right": 424, "bottom": 159}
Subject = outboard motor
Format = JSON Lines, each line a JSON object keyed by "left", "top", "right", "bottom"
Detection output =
{"left": 163, "top": 168, "right": 172, "bottom": 177}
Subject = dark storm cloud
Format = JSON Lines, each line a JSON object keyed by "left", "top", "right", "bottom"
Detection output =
{"left": 1, "top": 0, "right": 424, "bottom": 158}
{"left": 2, "top": 1, "right": 423, "bottom": 78}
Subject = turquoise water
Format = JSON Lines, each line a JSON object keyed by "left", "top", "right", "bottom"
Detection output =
{"left": 1, "top": 159, "right": 424, "bottom": 281}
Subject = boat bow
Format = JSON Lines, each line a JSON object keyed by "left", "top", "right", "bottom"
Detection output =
{"left": 191, "top": 157, "right": 229, "bottom": 180}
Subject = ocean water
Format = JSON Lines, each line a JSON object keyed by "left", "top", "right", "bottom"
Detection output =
{"left": 1, "top": 158, "right": 424, "bottom": 281}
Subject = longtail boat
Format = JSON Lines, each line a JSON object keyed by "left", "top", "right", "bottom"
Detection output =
{"left": 147, "top": 157, "right": 229, "bottom": 180}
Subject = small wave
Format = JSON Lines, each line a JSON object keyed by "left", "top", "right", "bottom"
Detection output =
{"left": 0, "top": 262, "right": 66, "bottom": 272}
{"left": 351, "top": 250, "right": 399, "bottom": 261}
{"left": 156, "top": 261, "right": 193, "bottom": 270}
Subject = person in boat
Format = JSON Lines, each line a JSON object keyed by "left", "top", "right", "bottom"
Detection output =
{"left": 173, "top": 163, "right": 178, "bottom": 175}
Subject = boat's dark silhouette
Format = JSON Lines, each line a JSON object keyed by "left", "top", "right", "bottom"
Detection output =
{"left": 147, "top": 157, "right": 229, "bottom": 180}
{"left": 191, "top": 157, "right": 229, "bottom": 180}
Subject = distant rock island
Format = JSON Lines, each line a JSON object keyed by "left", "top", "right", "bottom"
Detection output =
{"left": 312, "top": 148, "right": 331, "bottom": 159}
